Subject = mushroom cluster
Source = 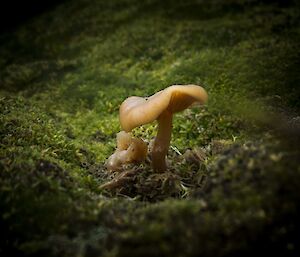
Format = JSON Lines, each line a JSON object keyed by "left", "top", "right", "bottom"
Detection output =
{"left": 106, "top": 131, "right": 148, "bottom": 171}
{"left": 106, "top": 85, "right": 208, "bottom": 172}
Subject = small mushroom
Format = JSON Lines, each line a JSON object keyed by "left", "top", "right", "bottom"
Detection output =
{"left": 119, "top": 85, "right": 208, "bottom": 172}
{"left": 106, "top": 131, "right": 148, "bottom": 171}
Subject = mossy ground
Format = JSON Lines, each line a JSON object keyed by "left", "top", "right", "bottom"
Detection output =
{"left": 1, "top": 0, "right": 300, "bottom": 256}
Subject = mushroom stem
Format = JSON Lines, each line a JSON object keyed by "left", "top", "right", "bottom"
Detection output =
{"left": 152, "top": 111, "right": 173, "bottom": 172}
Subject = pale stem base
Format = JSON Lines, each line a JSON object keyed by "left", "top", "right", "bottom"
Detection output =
{"left": 152, "top": 111, "right": 173, "bottom": 172}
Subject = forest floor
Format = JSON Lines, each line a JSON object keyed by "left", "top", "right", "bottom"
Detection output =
{"left": 1, "top": 0, "right": 300, "bottom": 256}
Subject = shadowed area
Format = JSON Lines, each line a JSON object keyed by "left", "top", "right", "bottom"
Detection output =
{"left": 0, "top": 1, "right": 69, "bottom": 33}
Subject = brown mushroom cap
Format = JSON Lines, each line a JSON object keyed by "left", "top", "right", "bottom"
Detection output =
{"left": 120, "top": 85, "right": 208, "bottom": 132}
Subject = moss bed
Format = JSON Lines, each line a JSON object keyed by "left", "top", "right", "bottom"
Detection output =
{"left": 1, "top": 0, "right": 300, "bottom": 256}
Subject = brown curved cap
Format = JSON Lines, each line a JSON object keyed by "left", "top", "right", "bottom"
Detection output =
{"left": 119, "top": 85, "right": 208, "bottom": 132}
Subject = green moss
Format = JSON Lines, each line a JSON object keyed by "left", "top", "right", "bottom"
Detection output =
{"left": 0, "top": 0, "right": 300, "bottom": 256}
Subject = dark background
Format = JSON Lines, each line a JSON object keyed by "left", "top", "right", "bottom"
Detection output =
{"left": 0, "top": 0, "right": 67, "bottom": 33}
{"left": 0, "top": 0, "right": 295, "bottom": 34}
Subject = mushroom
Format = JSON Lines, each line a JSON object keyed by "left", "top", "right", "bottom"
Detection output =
{"left": 106, "top": 131, "right": 148, "bottom": 171}
{"left": 119, "top": 85, "right": 208, "bottom": 172}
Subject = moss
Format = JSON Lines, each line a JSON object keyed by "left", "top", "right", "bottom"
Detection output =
{"left": 98, "top": 141, "right": 300, "bottom": 257}
{"left": 0, "top": 0, "right": 300, "bottom": 256}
